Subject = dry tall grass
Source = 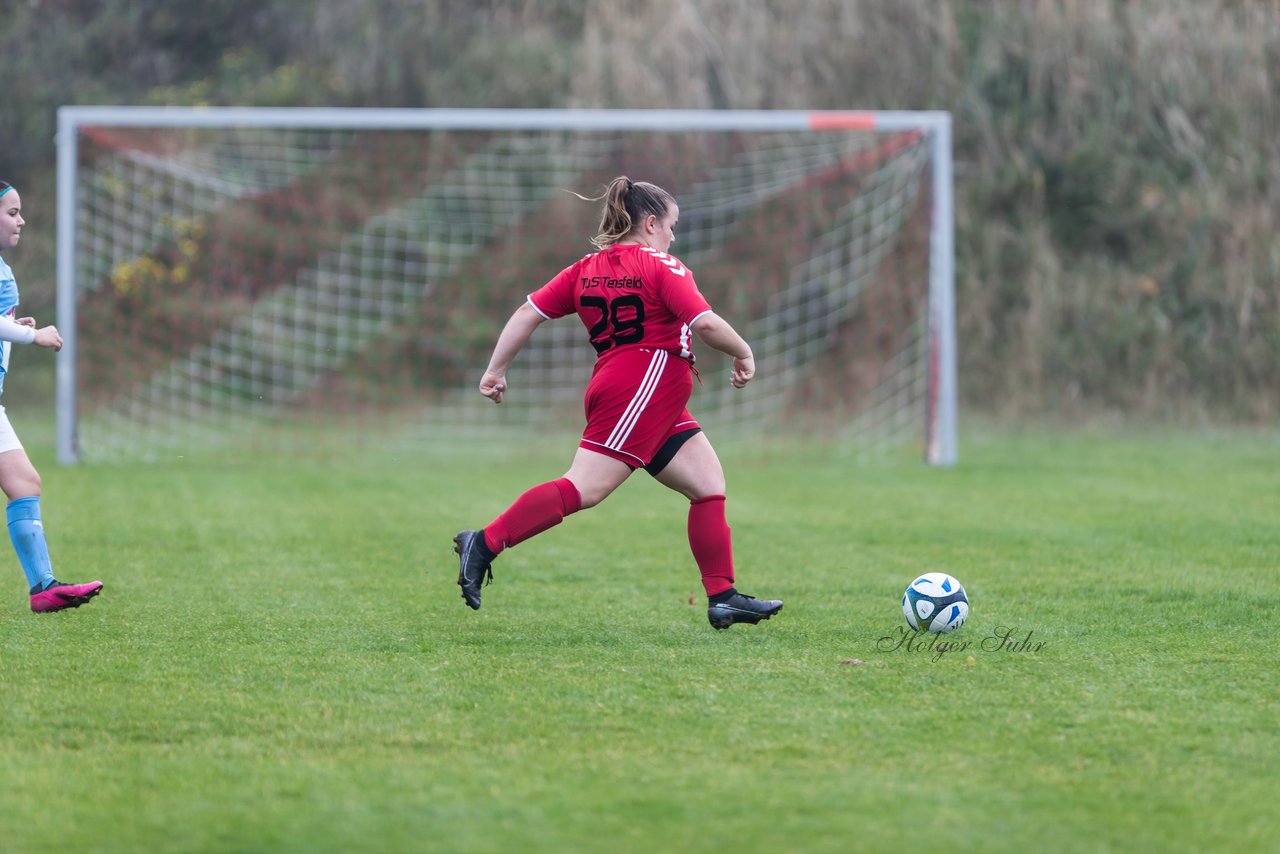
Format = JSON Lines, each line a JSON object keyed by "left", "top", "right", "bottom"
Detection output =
{"left": 571, "top": 0, "right": 1280, "bottom": 418}
{"left": 4, "top": 0, "right": 1276, "bottom": 417}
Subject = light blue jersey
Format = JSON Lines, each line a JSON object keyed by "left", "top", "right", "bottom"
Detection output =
{"left": 0, "top": 255, "right": 19, "bottom": 399}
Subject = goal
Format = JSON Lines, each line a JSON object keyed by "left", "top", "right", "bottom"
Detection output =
{"left": 55, "top": 108, "right": 956, "bottom": 465}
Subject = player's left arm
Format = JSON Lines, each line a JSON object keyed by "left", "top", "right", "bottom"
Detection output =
{"left": 654, "top": 257, "right": 753, "bottom": 387}
{"left": 478, "top": 302, "right": 547, "bottom": 404}
{"left": 691, "top": 312, "right": 754, "bottom": 388}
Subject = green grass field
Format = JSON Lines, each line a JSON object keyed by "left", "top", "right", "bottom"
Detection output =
{"left": 1, "top": 426, "right": 1277, "bottom": 853}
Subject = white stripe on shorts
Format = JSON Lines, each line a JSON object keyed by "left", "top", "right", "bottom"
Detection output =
{"left": 605, "top": 349, "right": 667, "bottom": 452}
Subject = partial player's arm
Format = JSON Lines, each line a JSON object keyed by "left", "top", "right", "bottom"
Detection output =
{"left": 691, "top": 312, "right": 754, "bottom": 388}
{"left": 478, "top": 301, "right": 548, "bottom": 403}
{"left": 0, "top": 315, "right": 61, "bottom": 350}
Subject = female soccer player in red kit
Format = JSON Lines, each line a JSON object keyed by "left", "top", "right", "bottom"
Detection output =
{"left": 453, "top": 176, "right": 782, "bottom": 630}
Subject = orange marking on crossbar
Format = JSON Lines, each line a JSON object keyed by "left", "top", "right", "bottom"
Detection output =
{"left": 808, "top": 112, "right": 878, "bottom": 131}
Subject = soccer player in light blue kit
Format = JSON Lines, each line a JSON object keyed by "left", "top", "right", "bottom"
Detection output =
{"left": 0, "top": 180, "right": 103, "bottom": 612}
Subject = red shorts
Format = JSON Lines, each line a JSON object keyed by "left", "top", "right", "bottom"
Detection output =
{"left": 579, "top": 348, "right": 699, "bottom": 467}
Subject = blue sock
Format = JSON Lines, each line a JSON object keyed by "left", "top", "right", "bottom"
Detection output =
{"left": 7, "top": 497, "right": 55, "bottom": 592}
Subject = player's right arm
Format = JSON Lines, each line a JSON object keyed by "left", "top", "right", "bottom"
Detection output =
{"left": 479, "top": 301, "right": 547, "bottom": 404}
{"left": 0, "top": 314, "right": 61, "bottom": 350}
{"left": 691, "top": 312, "right": 755, "bottom": 388}
{"left": 479, "top": 256, "right": 582, "bottom": 402}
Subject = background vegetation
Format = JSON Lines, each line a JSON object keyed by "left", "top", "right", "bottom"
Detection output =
{"left": 2, "top": 0, "right": 1277, "bottom": 419}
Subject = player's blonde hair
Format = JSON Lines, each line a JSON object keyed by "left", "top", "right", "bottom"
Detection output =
{"left": 576, "top": 176, "right": 675, "bottom": 250}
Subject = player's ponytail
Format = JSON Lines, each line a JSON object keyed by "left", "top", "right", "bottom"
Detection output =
{"left": 576, "top": 176, "right": 675, "bottom": 250}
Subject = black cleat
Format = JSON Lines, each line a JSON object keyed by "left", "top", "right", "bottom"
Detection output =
{"left": 454, "top": 530, "right": 494, "bottom": 610}
{"left": 707, "top": 591, "right": 783, "bottom": 630}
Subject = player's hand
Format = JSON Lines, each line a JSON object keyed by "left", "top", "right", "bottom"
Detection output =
{"left": 17, "top": 316, "right": 35, "bottom": 328}
{"left": 33, "top": 325, "right": 63, "bottom": 352}
{"left": 730, "top": 354, "right": 754, "bottom": 388}
{"left": 479, "top": 369, "right": 507, "bottom": 404}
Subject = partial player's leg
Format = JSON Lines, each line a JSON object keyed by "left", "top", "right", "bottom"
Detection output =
{"left": 561, "top": 446, "right": 635, "bottom": 510}
{"left": 455, "top": 448, "right": 632, "bottom": 610}
{"left": 452, "top": 349, "right": 686, "bottom": 611}
{"left": 652, "top": 431, "right": 782, "bottom": 629}
{"left": 0, "top": 441, "right": 103, "bottom": 614}
{"left": 648, "top": 429, "right": 723, "bottom": 500}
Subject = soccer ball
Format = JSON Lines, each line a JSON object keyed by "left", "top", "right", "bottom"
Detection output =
{"left": 902, "top": 572, "right": 969, "bottom": 633}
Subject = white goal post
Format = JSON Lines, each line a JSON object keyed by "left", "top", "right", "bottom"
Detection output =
{"left": 55, "top": 107, "right": 956, "bottom": 465}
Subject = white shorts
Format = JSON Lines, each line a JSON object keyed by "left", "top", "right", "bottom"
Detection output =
{"left": 0, "top": 406, "right": 25, "bottom": 454}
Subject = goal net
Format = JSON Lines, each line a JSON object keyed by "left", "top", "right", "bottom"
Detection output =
{"left": 56, "top": 108, "right": 955, "bottom": 465}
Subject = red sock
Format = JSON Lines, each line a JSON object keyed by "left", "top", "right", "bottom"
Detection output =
{"left": 688, "top": 494, "right": 735, "bottom": 597}
{"left": 484, "top": 478, "right": 581, "bottom": 554}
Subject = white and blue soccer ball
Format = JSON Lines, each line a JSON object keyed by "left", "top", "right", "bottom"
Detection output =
{"left": 902, "top": 572, "right": 969, "bottom": 633}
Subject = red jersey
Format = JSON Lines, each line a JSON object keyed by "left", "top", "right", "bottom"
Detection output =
{"left": 527, "top": 244, "right": 712, "bottom": 363}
